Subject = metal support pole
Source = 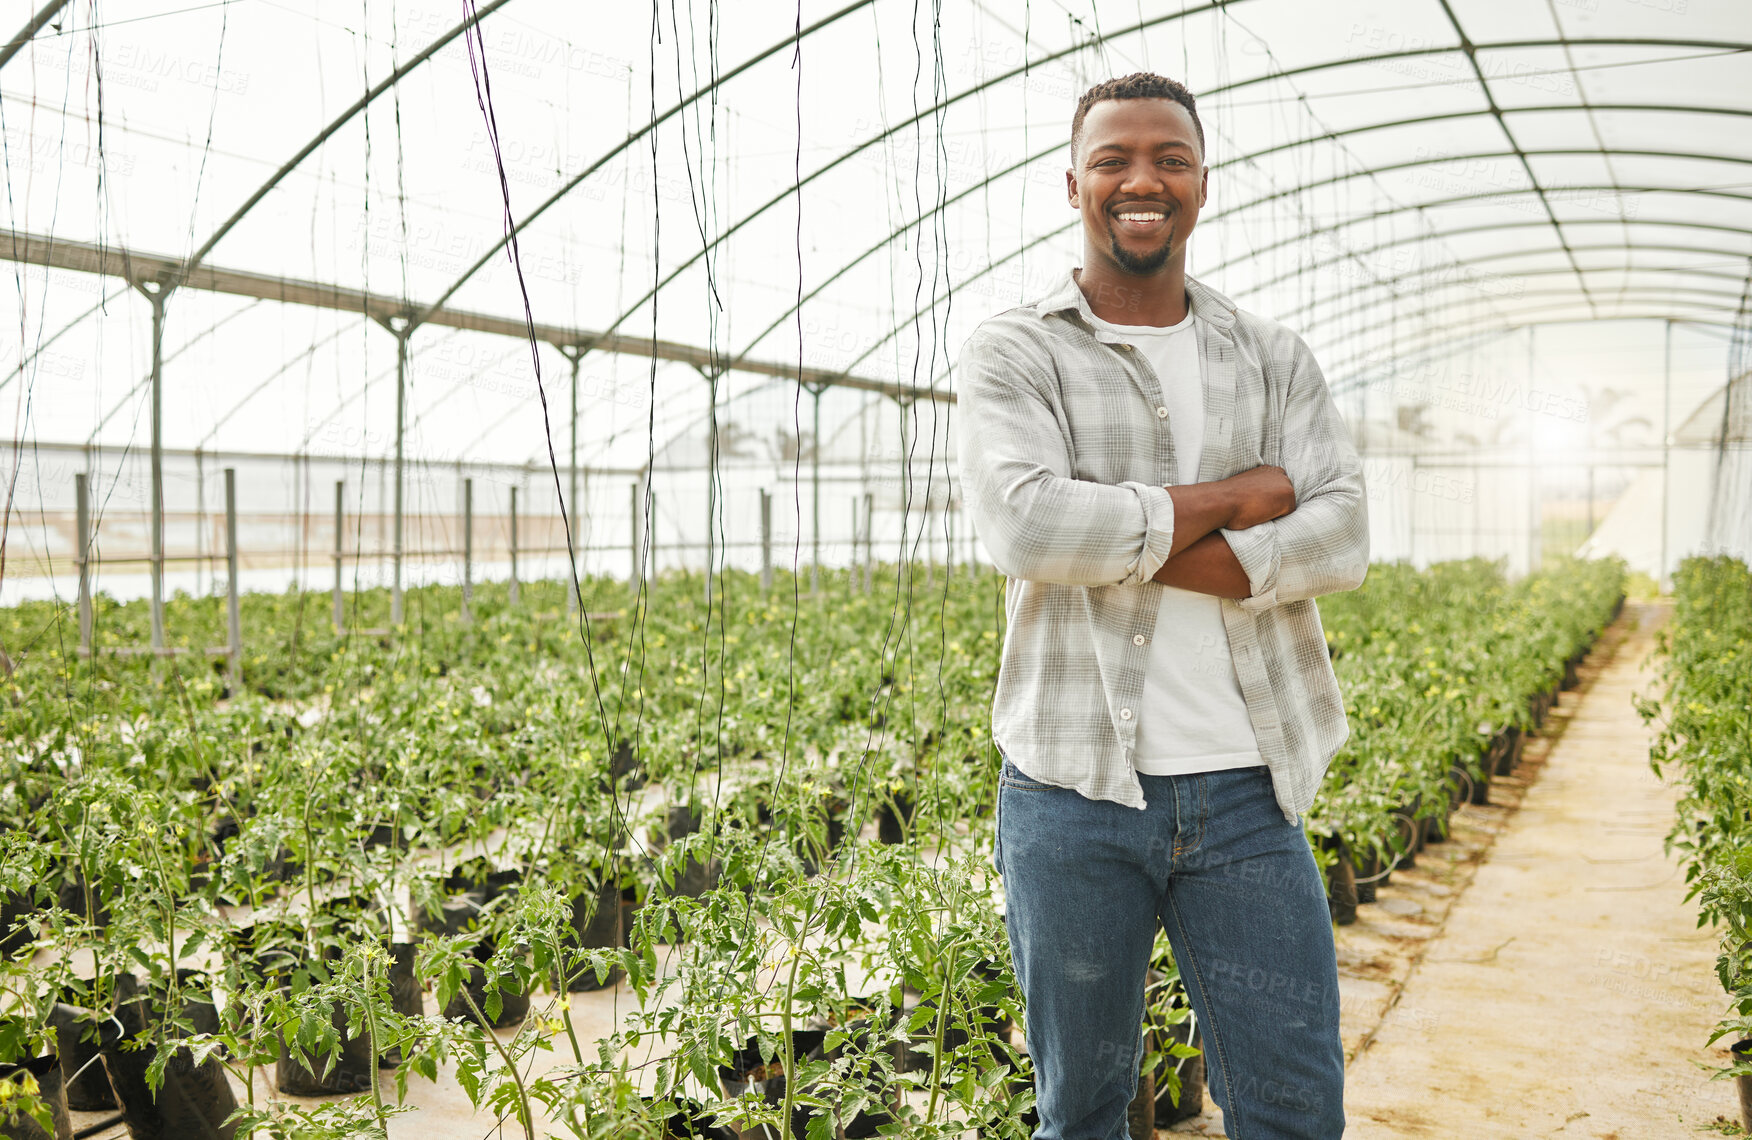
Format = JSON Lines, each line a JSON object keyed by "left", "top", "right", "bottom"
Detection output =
{"left": 333, "top": 480, "right": 344, "bottom": 634}
{"left": 225, "top": 467, "right": 241, "bottom": 690}
{"left": 811, "top": 388, "right": 821, "bottom": 596}
{"left": 391, "top": 322, "right": 410, "bottom": 625}
{"left": 564, "top": 348, "right": 582, "bottom": 614}
{"left": 897, "top": 399, "right": 910, "bottom": 582}
{"left": 1660, "top": 319, "right": 1672, "bottom": 590}
{"left": 1526, "top": 326, "right": 1540, "bottom": 576}
{"left": 925, "top": 498, "right": 935, "bottom": 588}
{"left": 705, "top": 371, "right": 717, "bottom": 609}
{"left": 75, "top": 472, "right": 91, "bottom": 655}
{"left": 849, "top": 496, "right": 860, "bottom": 598}
{"left": 630, "top": 479, "right": 642, "bottom": 592}
{"left": 1408, "top": 456, "right": 1419, "bottom": 568}
{"left": 144, "top": 283, "right": 168, "bottom": 653}
{"left": 760, "top": 488, "right": 772, "bottom": 594}
{"left": 194, "top": 448, "right": 205, "bottom": 597}
{"left": 863, "top": 491, "right": 874, "bottom": 593}
{"left": 946, "top": 499, "right": 955, "bottom": 580}
{"left": 461, "top": 477, "right": 474, "bottom": 625}
{"left": 509, "top": 485, "right": 520, "bottom": 606}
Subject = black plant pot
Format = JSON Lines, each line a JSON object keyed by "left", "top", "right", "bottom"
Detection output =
{"left": 1734, "top": 1039, "right": 1752, "bottom": 1131}
{"left": 1425, "top": 800, "right": 1449, "bottom": 844}
{"left": 821, "top": 1017, "right": 904, "bottom": 1139}
{"left": 378, "top": 941, "right": 424, "bottom": 1068}
{"left": 0, "top": 1052, "right": 72, "bottom": 1140}
{"left": 654, "top": 810, "right": 722, "bottom": 900}
{"left": 102, "top": 998, "right": 239, "bottom": 1140}
{"left": 564, "top": 878, "right": 625, "bottom": 992}
{"left": 649, "top": 1094, "right": 737, "bottom": 1139}
{"left": 441, "top": 961, "right": 530, "bottom": 1028}
{"left": 0, "top": 888, "right": 39, "bottom": 958}
{"left": 1503, "top": 725, "right": 1525, "bottom": 772}
{"left": 1153, "top": 1013, "right": 1206, "bottom": 1127}
{"left": 717, "top": 1032, "right": 825, "bottom": 1140}
{"left": 608, "top": 738, "right": 646, "bottom": 791}
{"left": 274, "top": 994, "right": 377, "bottom": 1095}
{"left": 1389, "top": 804, "right": 1420, "bottom": 868}
{"left": 1352, "top": 850, "right": 1380, "bottom": 905}
{"left": 49, "top": 973, "right": 139, "bottom": 1110}
{"left": 1467, "top": 757, "right": 1492, "bottom": 806}
{"left": 621, "top": 884, "right": 642, "bottom": 949}
{"left": 1323, "top": 839, "right": 1358, "bottom": 926}
{"left": 896, "top": 960, "right": 1012, "bottom": 1073}
{"left": 876, "top": 789, "right": 916, "bottom": 845}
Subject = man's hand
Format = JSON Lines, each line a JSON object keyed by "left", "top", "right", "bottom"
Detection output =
{"left": 1221, "top": 465, "right": 1295, "bottom": 530}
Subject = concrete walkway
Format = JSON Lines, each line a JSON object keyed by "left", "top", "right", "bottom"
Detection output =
{"left": 1343, "top": 603, "right": 1737, "bottom": 1139}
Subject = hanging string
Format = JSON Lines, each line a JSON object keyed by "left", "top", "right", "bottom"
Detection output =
{"left": 457, "top": 1, "right": 613, "bottom": 762}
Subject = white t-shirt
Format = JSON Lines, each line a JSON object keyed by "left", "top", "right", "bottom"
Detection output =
{"left": 1083, "top": 309, "right": 1266, "bottom": 775}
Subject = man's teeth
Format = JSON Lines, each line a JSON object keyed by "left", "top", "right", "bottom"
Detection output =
{"left": 1117, "top": 211, "right": 1165, "bottom": 221}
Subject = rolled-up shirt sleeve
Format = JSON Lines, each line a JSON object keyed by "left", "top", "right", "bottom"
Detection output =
{"left": 1220, "top": 334, "right": 1369, "bottom": 610}
{"left": 957, "top": 326, "right": 1176, "bottom": 587}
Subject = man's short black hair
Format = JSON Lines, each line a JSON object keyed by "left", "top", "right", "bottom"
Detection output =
{"left": 1070, "top": 72, "right": 1206, "bottom": 166}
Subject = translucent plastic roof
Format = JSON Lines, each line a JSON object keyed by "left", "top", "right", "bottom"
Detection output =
{"left": 4, "top": 0, "right": 1749, "bottom": 472}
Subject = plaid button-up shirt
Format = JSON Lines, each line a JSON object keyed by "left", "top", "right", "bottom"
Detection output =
{"left": 956, "top": 271, "right": 1369, "bottom": 821}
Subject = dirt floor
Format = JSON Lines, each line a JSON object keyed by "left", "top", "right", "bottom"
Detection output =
{"left": 1339, "top": 601, "right": 1737, "bottom": 1139}
{"left": 67, "top": 601, "right": 1738, "bottom": 1139}
{"left": 1165, "top": 601, "right": 1739, "bottom": 1139}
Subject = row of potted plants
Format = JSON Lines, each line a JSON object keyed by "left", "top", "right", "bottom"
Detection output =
{"left": 0, "top": 555, "right": 1623, "bottom": 1136}
{"left": 1639, "top": 555, "right": 1752, "bottom": 1121}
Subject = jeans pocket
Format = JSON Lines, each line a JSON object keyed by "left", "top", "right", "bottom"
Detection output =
{"left": 999, "top": 760, "right": 1054, "bottom": 791}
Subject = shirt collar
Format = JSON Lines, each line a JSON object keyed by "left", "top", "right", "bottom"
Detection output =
{"left": 1031, "top": 268, "right": 1239, "bottom": 338}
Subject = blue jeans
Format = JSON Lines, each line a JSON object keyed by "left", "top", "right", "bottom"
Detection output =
{"left": 995, "top": 760, "right": 1344, "bottom": 1140}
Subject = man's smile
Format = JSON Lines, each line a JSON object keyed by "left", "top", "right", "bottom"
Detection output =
{"left": 1110, "top": 201, "right": 1172, "bottom": 239}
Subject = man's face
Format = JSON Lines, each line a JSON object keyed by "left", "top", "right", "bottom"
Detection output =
{"left": 1067, "top": 98, "right": 1207, "bottom": 277}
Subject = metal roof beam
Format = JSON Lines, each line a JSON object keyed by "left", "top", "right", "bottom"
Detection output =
{"left": 1212, "top": 152, "right": 1752, "bottom": 228}
{"left": 1236, "top": 229, "right": 1752, "bottom": 307}
{"left": 1265, "top": 243, "right": 1752, "bottom": 329}
{"left": 0, "top": 0, "right": 71, "bottom": 71}
{"left": 0, "top": 231, "right": 944, "bottom": 404}
{"left": 1433, "top": 0, "right": 1596, "bottom": 314}
{"left": 1202, "top": 190, "right": 1752, "bottom": 283}
{"left": 1320, "top": 306, "right": 1744, "bottom": 388}
{"left": 1316, "top": 292, "right": 1748, "bottom": 379}
{"left": 1299, "top": 281, "right": 1752, "bottom": 347}
{"left": 186, "top": 0, "right": 516, "bottom": 280}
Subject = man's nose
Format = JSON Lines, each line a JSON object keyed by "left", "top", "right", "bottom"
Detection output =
{"left": 1119, "top": 160, "right": 1167, "bottom": 196}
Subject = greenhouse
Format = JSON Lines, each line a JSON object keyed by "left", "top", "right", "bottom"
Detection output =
{"left": 0, "top": 0, "right": 1748, "bottom": 1137}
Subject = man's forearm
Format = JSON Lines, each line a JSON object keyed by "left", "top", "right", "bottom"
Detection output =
{"left": 1162, "top": 482, "right": 1235, "bottom": 560}
{"left": 1150, "top": 531, "right": 1252, "bottom": 599}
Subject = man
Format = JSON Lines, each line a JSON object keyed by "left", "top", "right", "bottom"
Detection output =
{"left": 956, "top": 73, "right": 1367, "bottom": 1140}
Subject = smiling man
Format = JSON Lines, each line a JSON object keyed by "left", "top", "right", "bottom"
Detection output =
{"left": 957, "top": 74, "right": 1367, "bottom": 1139}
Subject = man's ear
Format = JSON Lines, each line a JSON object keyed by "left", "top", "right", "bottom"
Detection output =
{"left": 1199, "top": 166, "right": 1209, "bottom": 208}
{"left": 1066, "top": 167, "right": 1079, "bottom": 209}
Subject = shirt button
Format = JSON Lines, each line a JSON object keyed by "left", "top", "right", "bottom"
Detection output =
{"left": 1119, "top": 707, "right": 1133, "bottom": 720}
{"left": 1132, "top": 634, "right": 1146, "bottom": 646}
{"left": 1156, "top": 406, "right": 1169, "bottom": 419}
